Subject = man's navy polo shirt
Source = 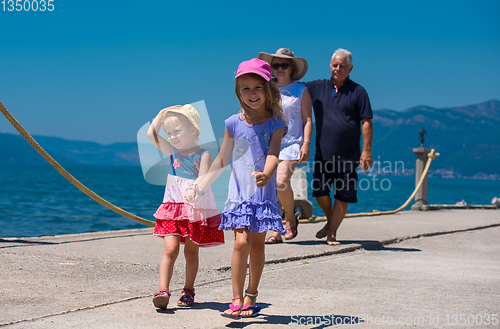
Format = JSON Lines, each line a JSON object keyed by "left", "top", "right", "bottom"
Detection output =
{"left": 303, "top": 78, "right": 373, "bottom": 162}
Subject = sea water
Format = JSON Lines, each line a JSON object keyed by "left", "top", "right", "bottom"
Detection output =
{"left": 0, "top": 163, "right": 498, "bottom": 238}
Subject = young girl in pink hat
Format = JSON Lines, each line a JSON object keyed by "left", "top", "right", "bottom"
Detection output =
{"left": 147, "top": 104, "right": 224, "bottom": 310}
{"left": 185, "top": 58, "right": 287, "bottom": 319}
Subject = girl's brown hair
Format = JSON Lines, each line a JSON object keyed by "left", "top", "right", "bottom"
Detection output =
{"left": 234, "top": 73, "right": 285, "bottom": 121}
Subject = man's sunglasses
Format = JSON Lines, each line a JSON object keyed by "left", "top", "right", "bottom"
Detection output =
{"left": 272, "top": 63, "right": 290, "bottom": 70}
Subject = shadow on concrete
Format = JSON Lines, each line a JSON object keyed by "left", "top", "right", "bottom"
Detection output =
{"left": 155, "top": 301, "right": 272, "bottom": 314}
{"left": 224, "top": 313, "right": 363, "bottom": 327}
{"left": 365, "top": 246, "right": 421, "bottom": 252}
{"left": 284, "top": 239, "right": 421, "bottom": 252}
{"left": 155, "top": 308, "right": 176, "bottom": 314}
{"left": 285, "top": 239, "right": 334, "bottom": 246}
{"left": 341, "top": 240, "right": 421, "bottom": 252}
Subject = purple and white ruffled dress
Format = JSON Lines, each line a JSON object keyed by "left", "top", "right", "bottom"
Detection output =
{"left": 219, "top": 114, "right": 287, "bottom": 234}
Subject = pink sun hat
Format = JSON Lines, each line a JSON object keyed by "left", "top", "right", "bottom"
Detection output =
{"left": 235, "top": 58, "right": 272, "bottom": 81}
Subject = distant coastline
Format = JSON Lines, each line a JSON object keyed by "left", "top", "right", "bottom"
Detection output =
{"left": 2, "top": 100, "right": 499, "bottom": 180}
{"left": 2, "top": 159, "right": 497, "bottom": 180}
{"left": 357, "top": 169, "right": 500, "bottom": 181}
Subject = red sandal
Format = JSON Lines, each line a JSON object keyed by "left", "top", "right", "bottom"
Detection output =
{"left": 153, "top": 289, "right": 171, "bottom": 309}
{"left": 284, "top": 226, "right": 297, "bottom": 240}
{"left": 177, "top": 288, "right": 195, "bottom": 307}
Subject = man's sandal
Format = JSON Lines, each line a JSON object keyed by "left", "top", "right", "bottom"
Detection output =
{"left": 177, "top": 288, "right": 195, "bottom": 307}
{"left": 265, "top": 234, "right": 283, "bottom": 244}
{"left": 240, "top": 289, "right": 261, "bottom": 318}
{"left": 153, "top": 289, "right": 171, "bottom": 309}
{"left": 221, "top": 297, "right": 243, "bottom": 319}
{"left": 326, "top": 236, "right": 341, "bottom": 246}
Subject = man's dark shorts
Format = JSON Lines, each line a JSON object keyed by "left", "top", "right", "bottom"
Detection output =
{"left": 312, "top": 159, "right": 358, "bottom": 203}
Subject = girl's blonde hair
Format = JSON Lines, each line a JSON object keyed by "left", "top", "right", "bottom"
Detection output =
{"left": 161, "top": 111, "right": 200, "bottom": 141}
{"left": 235, "top": 73, "right": 285, "bottom": 121}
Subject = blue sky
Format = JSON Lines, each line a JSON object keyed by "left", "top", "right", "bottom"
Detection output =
{"left": 1, "top": 0, "right": 499, "bottom": 144}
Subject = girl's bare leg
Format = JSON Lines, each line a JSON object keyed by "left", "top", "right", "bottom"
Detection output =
{"left": 174, "top": 236, "right": 199, "bottom": 306}
{"left": 183, "top": 236, "right": 199, "bottom": 290}
{"left": 159, "top": 235, "right": 181, "bottom": 291}
{"left": 242, "top": 230, "right": 266, "bottom": 316}
{"left": 223, "top": 228, "right": 251, "bottom": 315}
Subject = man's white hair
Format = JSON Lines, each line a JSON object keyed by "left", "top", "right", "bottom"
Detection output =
{"left": 331, "top": 48, "right": 353, "bottom": 67}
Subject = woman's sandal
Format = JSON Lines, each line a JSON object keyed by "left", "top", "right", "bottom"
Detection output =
{"left": 152, "top": 289, "right": 171, "bottom": 310}
{"left": 240, "top": 289, "right": 261, "bottom": 318}
{"left": 221, "top": 297, "right": 243, "bottom": 319}
{"left": 177, "top": 288, "right": 195, "bottom": 307}
{"left": 265, "top": 234, "right": 283, "bottom": 244}
{"left": 284, "top": 218, "right": 299, "bottom": 240}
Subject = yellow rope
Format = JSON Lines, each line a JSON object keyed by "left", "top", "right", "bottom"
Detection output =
{"left": 345, "top": 148, "right": 437, "bottom": 217}
{"left": 0, "top": 101, "right": 155, "bottom": 227}
{"left": 300, "top": 149, "right": 439, "bottom": 223}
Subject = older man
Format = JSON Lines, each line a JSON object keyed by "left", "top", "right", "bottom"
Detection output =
{"left": 304, "top": 48, "right": 373, "bottom": 245}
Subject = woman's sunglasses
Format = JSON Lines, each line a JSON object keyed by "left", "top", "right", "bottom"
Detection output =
{"left": 272, "top": 63, "right": 290, "bottom": 70}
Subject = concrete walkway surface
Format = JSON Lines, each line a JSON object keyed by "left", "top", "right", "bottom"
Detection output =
{"left": 1, "top": 209, "right": 499, "bottom": 328}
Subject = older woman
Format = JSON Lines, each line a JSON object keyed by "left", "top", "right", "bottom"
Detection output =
{"left": 258, "top": 48, "right": 313, "bottom": 243}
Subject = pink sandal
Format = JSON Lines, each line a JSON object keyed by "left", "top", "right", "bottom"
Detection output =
{"left": 177, "top": 288, "right": 195, "bottom": 307}
{"left": 153, "top": 289, "right": 171, "bottom": 309}
{"left": 221, "top": 297, "right": 243, "bottom": 319}
{"left": 241, "top": 289, "right": 261, "bottom": 318}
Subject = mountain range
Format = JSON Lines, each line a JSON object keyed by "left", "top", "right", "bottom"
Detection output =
{"left": 1, "top": 100, "right": 499, "bottom": 179}
{"left": 0, "top": 133, "right": 140, "bottom": 166}
{"left": 371, "top": 99, "right": 500, "bottom": 179}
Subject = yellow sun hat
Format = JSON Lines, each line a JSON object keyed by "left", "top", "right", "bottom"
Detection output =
{"left": 160, "top": 104, "right": 201, "bottom": 135}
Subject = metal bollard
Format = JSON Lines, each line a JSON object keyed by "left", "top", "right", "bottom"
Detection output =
{"left": 411, "top": 146, "right": 432, "bottom": 211}
{"left": 290, "top": 167, "right": 313, "bottom": 219}
{"left": 492, "top": 197, "right": 500, "bottom": 208}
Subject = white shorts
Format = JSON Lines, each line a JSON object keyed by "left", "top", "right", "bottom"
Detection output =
{"left": 279, "top": 143, "right": 300, "bottom": 161}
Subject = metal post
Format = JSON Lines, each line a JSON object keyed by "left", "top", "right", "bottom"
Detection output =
{"left": 411, "top": 147, "right": 431, "bottom": 211}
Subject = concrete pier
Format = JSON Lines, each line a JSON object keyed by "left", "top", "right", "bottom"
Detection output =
{"left": 1, "top": 209, "right": 499, "bottom": 328}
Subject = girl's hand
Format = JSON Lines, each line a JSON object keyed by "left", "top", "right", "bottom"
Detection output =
{"left": 158, "top": 105, "right": 182, "bottom": 118}
{"left": 184, "top": 186, "right": 198, "bottom": 203}
{"left": 251, "top": 172, "right": 269, "bottom": 188}
{"left": 157, "top": 108, "right": 168, "bottom": 118}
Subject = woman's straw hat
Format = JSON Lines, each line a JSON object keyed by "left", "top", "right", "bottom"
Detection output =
{"left": 258, "top": 48, "right": 308, "bottom": 81}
